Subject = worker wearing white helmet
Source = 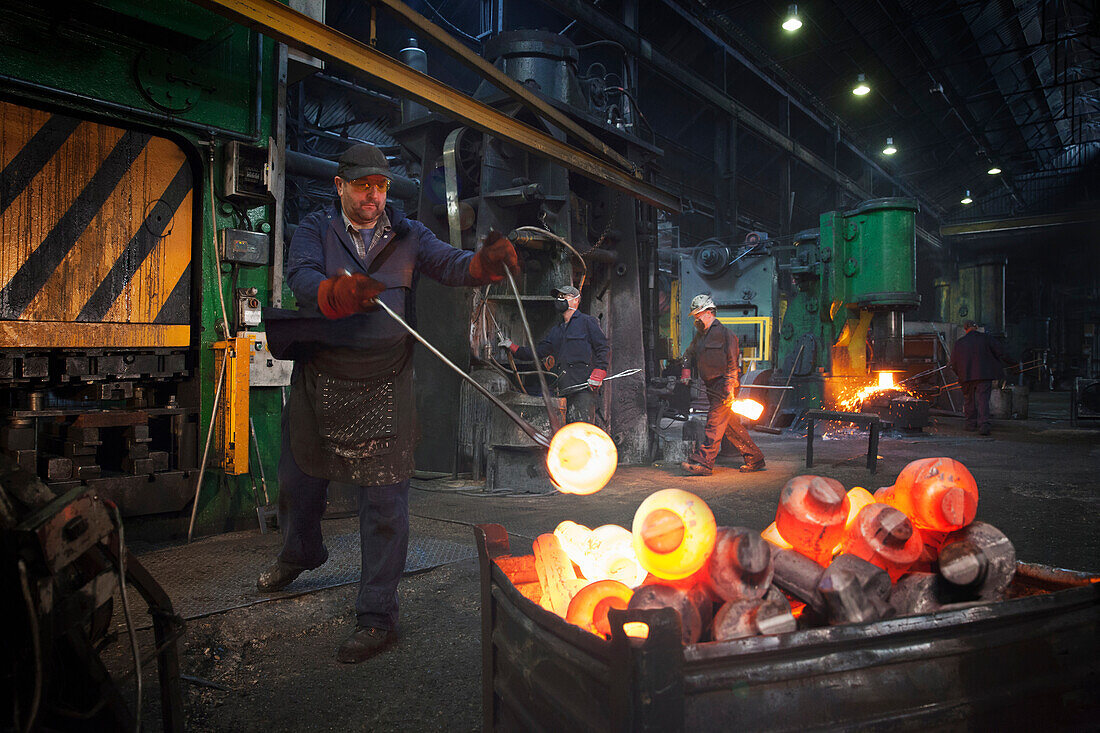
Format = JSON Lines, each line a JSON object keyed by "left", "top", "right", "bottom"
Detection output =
{"left": 679, "top": 293, "right": 765, "bottom": 475}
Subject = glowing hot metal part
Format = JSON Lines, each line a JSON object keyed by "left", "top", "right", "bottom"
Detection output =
{"left": 730, "top": 398, "right": 764, "bottom": 421}
{"left": 546, "top": 422, "right": 618, "bottom": 495}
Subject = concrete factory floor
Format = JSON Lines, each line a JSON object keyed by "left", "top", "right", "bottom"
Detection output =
{"left": 101, "top": 392, "right": 1099, "bottom": 732}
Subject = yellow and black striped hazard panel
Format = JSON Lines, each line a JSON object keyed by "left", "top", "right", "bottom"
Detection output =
{"left": 0, "top": 100, "right": 192, "bottom": 348}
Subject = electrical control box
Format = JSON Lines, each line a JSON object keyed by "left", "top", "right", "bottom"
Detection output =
{"left": 224, "top": 139, "right": 274, "bottom": 203}
{"left": 221, "top": 228, "right": 270, "bottom": 266}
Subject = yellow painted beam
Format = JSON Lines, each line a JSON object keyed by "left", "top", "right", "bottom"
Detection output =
{"left": 187, "top": 0, "right": 681, "bottom": 213}
{"left": 0, "top": 321, "right": 190, "bottom": 348}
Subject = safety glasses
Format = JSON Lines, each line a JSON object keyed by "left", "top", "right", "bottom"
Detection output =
{"left": 344, "top": 176, "right": 390, "bottom": 193}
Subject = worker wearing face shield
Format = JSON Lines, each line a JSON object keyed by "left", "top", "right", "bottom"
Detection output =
{"left": 679, "top": 293, "right": 766, "bottom": 476}
{"left": 499, "top": 285, "right": 610, "bottom": 424}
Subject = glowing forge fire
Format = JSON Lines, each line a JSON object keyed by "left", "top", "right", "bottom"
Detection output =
{"left": 546, "top": 422, "right": 618, "bottom": 495}
{"left": 835, "top": 371, "right": 910, "bottom": 412}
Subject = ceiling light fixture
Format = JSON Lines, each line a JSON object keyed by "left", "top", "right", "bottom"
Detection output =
{"left": 782, "top": 4, "right": 802, "bottom": 32}
{"left": 852, "top": 73, "right": 870, "bottom": 96}
{"left": 960, "top": 190, "right": 973, "bottom": 205}
{"left": 882, "top": 137, "right": 897, "bottom": 155}
{"left": 987, "top": 166, "right": 1001, "bottom": 175}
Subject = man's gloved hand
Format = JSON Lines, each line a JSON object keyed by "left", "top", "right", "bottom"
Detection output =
{"left": 680, "top": 368, "right": 692, "bottom": 385}
{"left": 498, "top": 335, "right": 518, "bottom": 353}
{"left": 317, "top": 272, "right": 385, "bottom": 319}
{"left": 469, "top": 229, "right": 520, "bottom": 284}
{"left": 587, "top": 368, "right": 607, "bottom": 389}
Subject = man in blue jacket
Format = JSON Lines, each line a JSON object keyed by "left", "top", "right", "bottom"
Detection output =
{"left": 257, "top": 144, "right": 518, "bottom": 664}
{"left": 950, "top": 320, "right": 1014, "bottom": 435}
{"left": 499, "top": 285, "right": 609, "bottom": 424}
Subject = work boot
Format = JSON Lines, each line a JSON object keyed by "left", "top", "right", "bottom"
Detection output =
{"left": 739, "top": 461, "right": 767, "bottom": 473}
{"left": 680, "top": 461, "right": 712, "bottom": 476}
{"left": 256, "top": 560, "right": 305, "bottom": 592}
{"left": 978, "top": 425, "right": 991, "bottom": 436}
{"left": 336, "top": 625, "right": 395, "bottom": 664}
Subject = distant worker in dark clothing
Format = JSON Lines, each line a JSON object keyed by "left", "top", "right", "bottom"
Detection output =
{"left": 950, "top": 320, "right": 1014, "bottom": 436}
{"left": 679, "top": 294, "right": 765, "bottom": 476}
{"left": 499, "top": 285, "right": 609, "bottom": 424}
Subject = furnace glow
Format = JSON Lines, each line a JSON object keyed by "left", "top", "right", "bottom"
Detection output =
{"left": 836, "top": 371, "right": 908, "bottom": 412}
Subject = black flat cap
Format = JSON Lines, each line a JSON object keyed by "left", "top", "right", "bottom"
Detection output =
{"left": 337, "top": 143, "right": 392, "bottom": 181}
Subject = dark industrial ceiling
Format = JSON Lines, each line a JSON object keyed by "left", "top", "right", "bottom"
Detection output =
{"left": 322, "top": 0, "right": 1097, "bottom": 234}
{"left": 668, "top": 0, "right": 1099, "bottom": 222}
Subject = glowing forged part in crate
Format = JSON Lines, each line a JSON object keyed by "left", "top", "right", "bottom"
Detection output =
{"left": 875, "top": 457, "right": 978, "bottom": 532}
{"left": 632, "top": 489, "right": 716, "bottom": 580}
{"left": 546, "top": 422, "right": 618, "bottom": 495}
{"left": 566, "top": 579, "right": 633, "bottom": 637}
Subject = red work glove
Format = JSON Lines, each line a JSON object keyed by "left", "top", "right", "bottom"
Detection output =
{"left": 587, "top": 368, "right": 607, "bottom": 389}
{"left": 317, "top": 273, "right": 385, "bottom": 319}
{"left": 680, "top": 368, "right": 691, "bottom": 385}
{"left": 469, "top": 229, "right": 520, "bottom": 283}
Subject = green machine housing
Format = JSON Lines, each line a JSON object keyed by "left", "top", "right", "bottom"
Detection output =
{"left": 0, "top": 0, "right": 284, "bottom": 535}
{"left": 776, "top": 198, "right": 920, "bottom": 411}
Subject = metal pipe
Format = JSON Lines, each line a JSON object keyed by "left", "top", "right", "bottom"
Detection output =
{"left": 504, "top": 268, "right": 563, "bottom": 434}
{"left": 284, "top": 150, "right": 421, "bottom": 200}
{"left": 373, "top": 298, "right": 551, "bottom": 449}
{"left": 188, "top": 354, "right": 227, "bottom": 543}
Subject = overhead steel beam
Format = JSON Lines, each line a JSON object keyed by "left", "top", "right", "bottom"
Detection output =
{"left": 187, "top": 0, "right": 681, "bottom": 213}
{"left": 539, "top": 0, "right": 944, "bottom": 247}
{"left": 371, "top": 0, "right": 637, "bottom": 175}
{"left": 941, "top": 209, "right": 1100, "bottom": 236}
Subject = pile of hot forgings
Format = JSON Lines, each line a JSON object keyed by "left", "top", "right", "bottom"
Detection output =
{"left": 519, "top": 457, "right": 1014, "bottom": 644}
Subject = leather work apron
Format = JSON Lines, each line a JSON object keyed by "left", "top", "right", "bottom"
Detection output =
{"left": 287, "top": 340, "right": 417, "bottom": 486}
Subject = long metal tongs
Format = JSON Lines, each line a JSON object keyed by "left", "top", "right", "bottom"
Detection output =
{"left": 373, "top": 297, "right": 552, "bottom": 448}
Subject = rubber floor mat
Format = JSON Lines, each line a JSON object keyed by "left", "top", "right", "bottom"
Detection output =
{"left": 115, "top": 529, "right": 474, "bottom": 628}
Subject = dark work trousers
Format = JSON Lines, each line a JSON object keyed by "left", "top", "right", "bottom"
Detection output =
{"left": 961, "top": 380, "right": 993, "bottom": 430}
{"left": 276, "top": 412, "right": 410, "bottom": 631}
{"left": 690, "top": 380, "right": 765, "bottom": 469}
{"left": 723, "top": 415, "right": 765, "bottom": 466}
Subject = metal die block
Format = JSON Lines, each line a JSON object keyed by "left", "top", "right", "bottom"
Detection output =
{"left": 74, "top": 465, "right": 102, "bottom": 480}
{"left": 14, "top": 449, "right": 36, "bottom": 473}
{"left": 96, "top": 382, "right": 134, "bottom": 400}
{"left": 0, "top": 357, "right": 13, "bottom": 379}
{"left": 39, "top": 455, "right": 73, "bottom": 481}
{"left": 126, "top": 443, "right": 150, "bottom": 460}
{"left": 61, "top": 441, "right": 99, "bottom": 458}
{"left": 65, "top": 426, "right": 102, "bottom": 445}
{"left": 213, "top": 338, "right": 250, "bottom": 475}
{"left": 125, "top": 425, "right": 151, "bottom": 442}
{"left": 63, "top": 356, "right": 92, "bottom": 378}
{"left": 1, "top": 426, "right": 36, "bottom": 451}
{"left": 22, "top": 356, "right": 49, "bottom": 378}
{"left": 149, "top": 451, "right": 169, "bottom": 471}
{"left": 122, "top": 457, "right": 156, "bottom": 474}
